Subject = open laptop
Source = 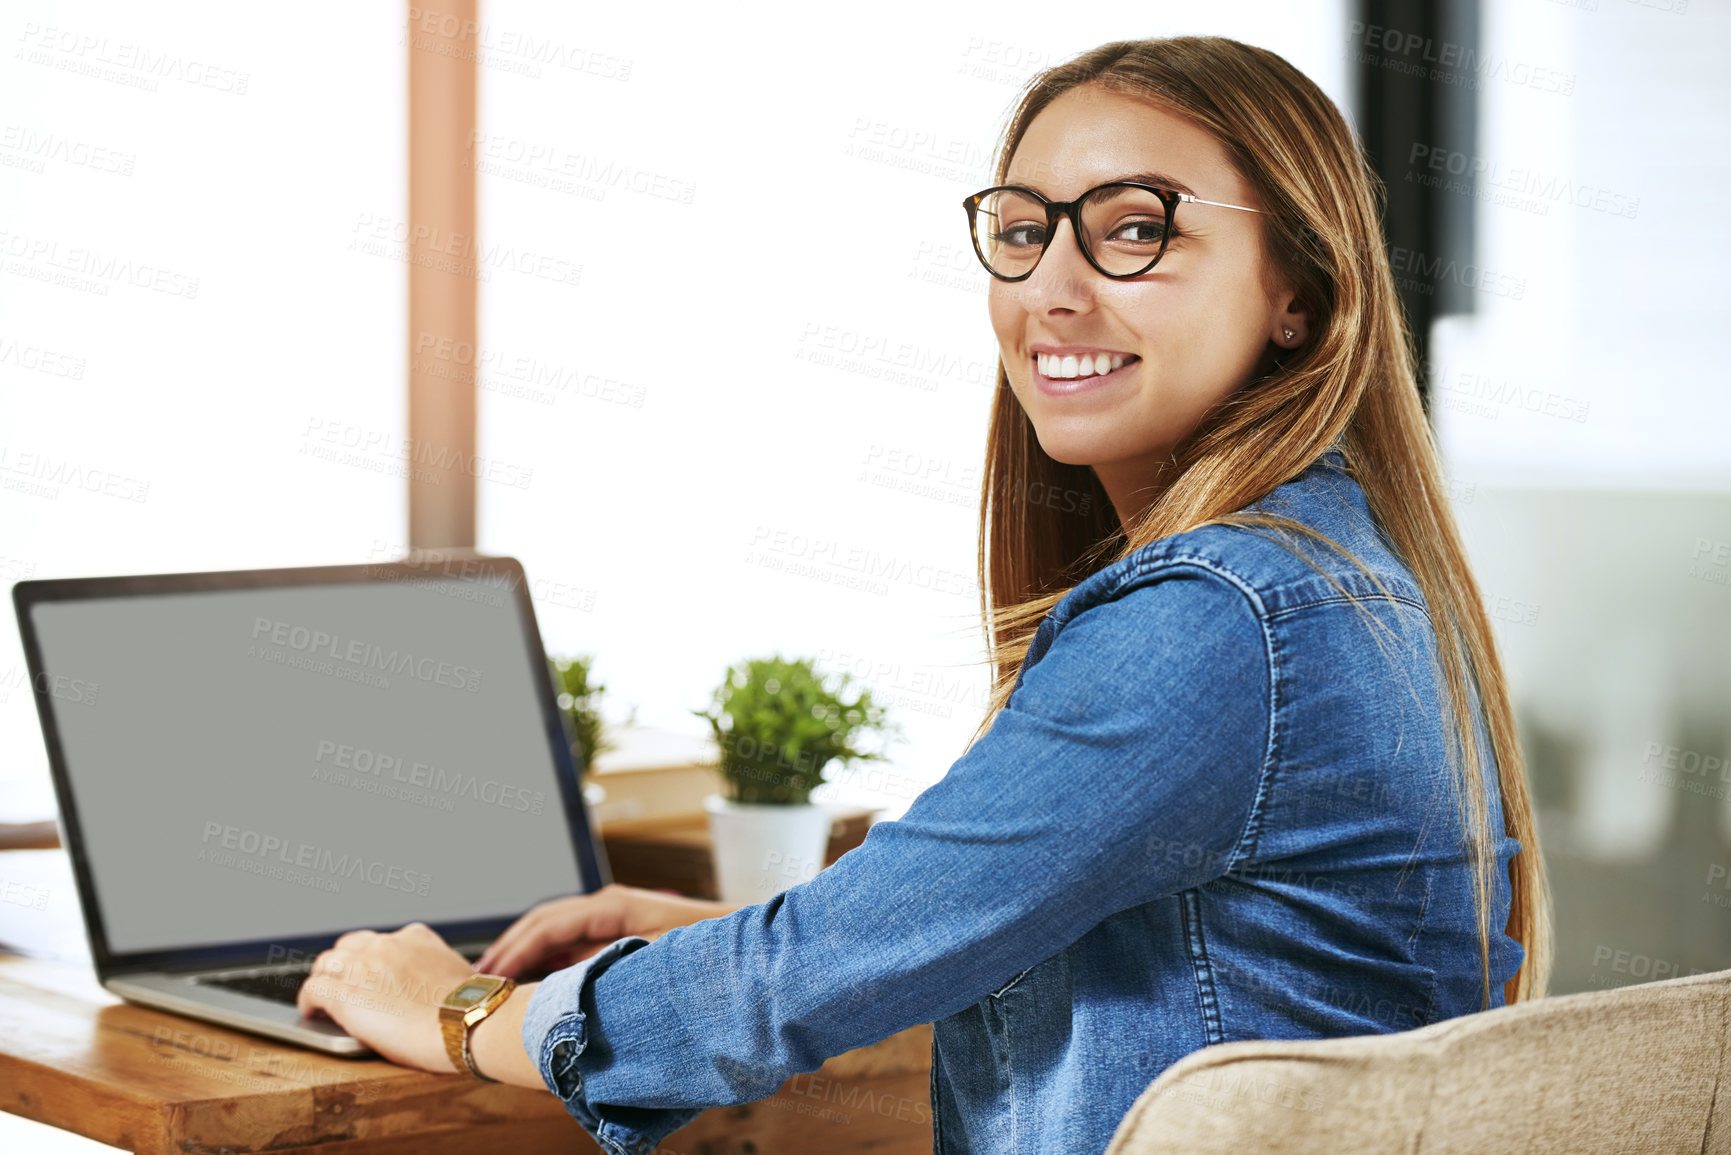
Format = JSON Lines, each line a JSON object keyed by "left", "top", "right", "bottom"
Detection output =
{"left": 11, "top": 554, "right": 609, "bottom": 1055}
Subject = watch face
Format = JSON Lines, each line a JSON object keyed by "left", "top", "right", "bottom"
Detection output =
{"left": 448, "top": 978, "right": 502, "bottom": 1008}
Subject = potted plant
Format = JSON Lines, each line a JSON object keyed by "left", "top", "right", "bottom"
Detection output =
{"left": 552, "top": 653, "right": 616, "bottom": 780}
{"left": 692, "top": 655, "right": 897, "bottom": 904}
{"left": 551, "top": 654, "right": 630, "bottom": 832}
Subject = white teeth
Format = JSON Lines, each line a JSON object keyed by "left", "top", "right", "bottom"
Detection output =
{"left": 1037, "top": 352, "right": 1133, "bottom": 379}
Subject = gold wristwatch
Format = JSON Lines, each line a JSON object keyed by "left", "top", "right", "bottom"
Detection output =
{"left": 438, "top": 973, "right": 517, "bottom": 1081}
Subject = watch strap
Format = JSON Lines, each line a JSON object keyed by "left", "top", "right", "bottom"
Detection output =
{"left": 461, "top": 1018, "right": 499, "bottom": 1082}
{"left": 440, "top": 1002, "right": 468, "bottom": 1075}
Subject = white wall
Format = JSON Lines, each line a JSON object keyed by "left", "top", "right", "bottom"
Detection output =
{"left": 1431, "top": 0, "right": 1730, "bottom": 489}
{"left": 472, "top": 2, "right": 1350, "bottom": 815}
{"left": 0, "top": 3, "right": 406, "bottom": 809}
{"left": 1429, "top": 0, "right": 1731, "bottom": 856}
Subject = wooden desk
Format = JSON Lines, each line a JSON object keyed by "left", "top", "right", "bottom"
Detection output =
{"left": 0, "top": 952, "right": 934, "bottom": 1154}
{"left": 0, "top": 836, "right": 933, "bottom": 1155}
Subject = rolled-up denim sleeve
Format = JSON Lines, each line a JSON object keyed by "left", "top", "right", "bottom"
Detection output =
{"left": 519, "top": 933, "right": 703, "bottom": 1148}
{"left": 519, "top": 562, "right": 1271, "bottom": 1155}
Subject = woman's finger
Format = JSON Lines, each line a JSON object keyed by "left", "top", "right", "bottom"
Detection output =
{"left": 479, "top": 891, "right": 617, "bottom": 974}
{"left": 297, "top": 947, "right": 345, "bottom": 1017}
{"left": 495, "top": 895, "right": 616, "bottom": 975}
{"left": 476, "top": 906, "right": 550, "bottom": 974}
{"left": 481, "top": 904, "right": 575, "bottom": 975}
{"left": 487, "top": 920, "right": 571, "bottom": 977}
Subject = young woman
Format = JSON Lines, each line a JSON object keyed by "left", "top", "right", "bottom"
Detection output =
{"left": 299, "top": 35, "right": 1551, "bottom": 1154}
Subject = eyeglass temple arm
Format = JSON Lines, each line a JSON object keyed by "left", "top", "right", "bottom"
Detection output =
{"left": 1175, "top": 193, "right": 1264, "bottom": 215}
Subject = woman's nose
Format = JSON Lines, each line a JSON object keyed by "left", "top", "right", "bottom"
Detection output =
{"left": 1024, "top": 217, "right": 1096, "bottom": 311}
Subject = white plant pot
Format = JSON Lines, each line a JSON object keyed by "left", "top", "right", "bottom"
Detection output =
{"left": 704, "top": 794, "right": 833, "bottom": 905}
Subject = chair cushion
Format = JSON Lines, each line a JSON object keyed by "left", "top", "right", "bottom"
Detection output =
{"left": 1105, "top": 967, "right": 1731, "bottom": 1154}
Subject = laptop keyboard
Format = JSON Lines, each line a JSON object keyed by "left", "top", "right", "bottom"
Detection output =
{"left": 194, "top": 944, "right": 484, "bottom": 1006}
{"left": 199, "top": 965, "right": 311, "bottom": 1005}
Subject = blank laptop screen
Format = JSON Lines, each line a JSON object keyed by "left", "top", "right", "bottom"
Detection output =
{"left": 26, "top": 577, "right": 584, "bottom": 955}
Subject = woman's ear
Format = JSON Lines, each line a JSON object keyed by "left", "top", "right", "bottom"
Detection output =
{"left": 1271, "top": 293, "right": 1310, "bottom": 348}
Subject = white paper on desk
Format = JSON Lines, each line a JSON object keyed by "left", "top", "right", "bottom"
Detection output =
{"left": 0, "top": 850, "right": 91, "bottom": 964}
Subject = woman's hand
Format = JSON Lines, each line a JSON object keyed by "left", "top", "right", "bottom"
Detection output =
{"left": 475, "top": 883, "right": 738, "bottom": 978}
{"left": 296, "top": 922, "right": 474, "bottom": 1073}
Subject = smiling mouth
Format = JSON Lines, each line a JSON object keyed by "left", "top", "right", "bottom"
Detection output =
{"left": 1035, "top": 351, "right": 1139, "bottom": 380}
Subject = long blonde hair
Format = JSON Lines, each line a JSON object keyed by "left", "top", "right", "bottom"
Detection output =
{"left": 965, "top": 36, "right": 1550, "bottom": 1007}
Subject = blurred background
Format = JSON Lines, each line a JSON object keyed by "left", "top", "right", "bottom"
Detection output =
{"left": 2, "top": 0, "right": 1727, "bottom": 999}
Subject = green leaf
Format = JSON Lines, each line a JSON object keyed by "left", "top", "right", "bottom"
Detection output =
{"left": 693, "top": 652, "right": 902, "bottom": 805}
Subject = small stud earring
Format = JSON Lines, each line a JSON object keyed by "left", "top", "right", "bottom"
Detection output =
{"left": 1283, "top": 328, "right": 1295, "bottom": 341}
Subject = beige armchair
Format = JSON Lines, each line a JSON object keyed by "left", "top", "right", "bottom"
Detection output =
{"left": 1106, "top": 967, "right": 1731, "bottom": 1154}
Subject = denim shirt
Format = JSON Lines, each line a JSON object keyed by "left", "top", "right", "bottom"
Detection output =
{"left": 519, "top": 448, "right": 1524, "bottom": 1155}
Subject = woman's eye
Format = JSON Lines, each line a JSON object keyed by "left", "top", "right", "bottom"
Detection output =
{"left": 1106, "top": 219, "right": 1168, "bottom": 245}
{"left": 993, "top": 224, "right": 1047, "bottom": 249}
